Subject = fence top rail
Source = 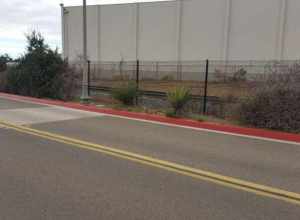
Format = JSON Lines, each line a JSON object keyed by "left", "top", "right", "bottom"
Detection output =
{"left": 69, "top": 59, "right": 300, "bottom": 65}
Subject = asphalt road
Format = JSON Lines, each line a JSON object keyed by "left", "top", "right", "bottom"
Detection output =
{"left": 32, "top": 112, "right": 300, "bottom": 194}
{"left": 0, "top": 96, "right": 300, "bottom": 219}
{"left": 2, "top": 127, "right": 300, "bottom": 220}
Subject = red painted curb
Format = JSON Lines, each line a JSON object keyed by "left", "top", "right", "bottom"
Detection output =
{"left": 1, "top": 92, "right": 300, "bottom": 143}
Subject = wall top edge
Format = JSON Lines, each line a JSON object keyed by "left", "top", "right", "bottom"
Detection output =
{"left": 63, "top": 0, "right": 179, "bottom": 9}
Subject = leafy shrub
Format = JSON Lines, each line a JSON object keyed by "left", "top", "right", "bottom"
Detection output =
{"left": 61, "top": 65, "right": 80, "bottom": 100}
{"left": 0, "top": 54, "right": 12, "bottom": 72}
{"left": 165, "top": 109, "right": 178, "bottom": 118}
{"left": 112, "top": 82, "right": 137, "bottom": 105}
{"left": 161, "top": 75, "right": 174, "bottom": 81}
{"left": 112, "top": 74, "right": 131, "bottom": 81}
{"left": 0, "top": 69, "right": 8, "bottom": 92}
{"left": 6, "top": 31, "right": 76, "bottom": 100}
{"left": 167, "top": 86, "right": 191, "bottom": 115}
{"left": 237, "top": 84, "right": 300, "bottom": 133}
{"left": 214, "top": 68, "right": 247, "bottom": 83}
{"left": 232, "top": 68, "right": 247, "bottom": 82}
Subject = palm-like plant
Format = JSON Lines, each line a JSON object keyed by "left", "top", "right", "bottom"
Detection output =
{"left": 167, "top": 86, "right": 191, "bottom": 115}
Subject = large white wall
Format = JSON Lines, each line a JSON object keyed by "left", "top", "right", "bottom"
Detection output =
{"left": 138, "top": 1, "right": 178, "bottom": 61}
{"left": 228, "top": 0, "right": 281, "bottom": 60}
{"left": 62, "top": 0, "right": 300, "bottom": 62}
{"left": 65, "top": 6, "right": 82, "bottom": 61}
{"left": 64, "top": 5, "right": 98, "bottom": 61}
{"left": 86, "top": 6, "right": 99, "bottom": 61}
{"left": 181, "top": 0, "right": 226, "bottom": 60}
{"left": 284, "top": 0, "right": 300, "bottom": 59}
{"left": 99, "top": 4, "right": 137, "bottom": 61}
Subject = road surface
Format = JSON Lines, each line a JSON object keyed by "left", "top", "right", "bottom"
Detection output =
{"left": 0, "top": 96, "right": 299, "bottom": 219}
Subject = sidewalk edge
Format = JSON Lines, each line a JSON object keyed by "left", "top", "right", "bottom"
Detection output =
{"left": 1, "top": 92, "right": 300, "bottom": 144}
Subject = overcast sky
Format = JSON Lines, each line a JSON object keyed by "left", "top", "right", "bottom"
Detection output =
{"left": 0, "top": 0, "right": 168, "bottom": 58}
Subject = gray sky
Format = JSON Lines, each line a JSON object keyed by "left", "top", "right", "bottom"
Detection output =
{"left": 0, "top": 0, "right": 168, "bottom": 58}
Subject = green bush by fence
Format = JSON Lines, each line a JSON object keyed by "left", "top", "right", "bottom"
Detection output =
{"left": 112, "top": 82, "right": 138, "bottom": 105}
{"left": 5, "top": 31, "right": 76, "bottom": 100}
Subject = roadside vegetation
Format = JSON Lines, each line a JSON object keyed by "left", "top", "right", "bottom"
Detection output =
{"left": 107, "top": 70, "right": 300, "bottom": 133}
{"left": 112, "top": 82, "right": 138, "bottom": 105}
{"left": 166, "top": 86, "right": 191, "bottom": 117}
{"left": 0, "top": 54, "right": 12, "bottom": 72}
{"left": 236, "top": 72, "right": 300, "bottom": 133}
{"left": 1, "top": 31, "right": 77, "bottom": 100}
{"left": 1, "top": 32, "right": 299, "bottom": 133}
{"left": 0, "top": 54, "right": 12, "bottom": 91}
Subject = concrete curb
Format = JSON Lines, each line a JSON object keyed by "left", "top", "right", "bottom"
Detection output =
{"left": 1, "top": 92, "right": 300, "bottom": 144}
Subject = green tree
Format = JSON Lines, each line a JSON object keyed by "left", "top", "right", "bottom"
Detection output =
{"left": 0, "top": 54, "right": 12, "bottom": 72}
{"left": 7, "top": 31, "right": 69, "bottom": 99}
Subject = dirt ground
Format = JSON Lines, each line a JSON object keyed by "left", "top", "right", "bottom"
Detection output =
{"left": 90, "top": 80, "right": 253, "bottom": 98}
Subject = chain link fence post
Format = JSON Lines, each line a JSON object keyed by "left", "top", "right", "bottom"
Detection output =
{"left": 203, "top": 59, "right": 209, "bottom": 114}
{"left": 87, "top": 60, "right": 90, "bottom": 97}
{"left": 136, "top": 59, "right": 140, "bottom": 105}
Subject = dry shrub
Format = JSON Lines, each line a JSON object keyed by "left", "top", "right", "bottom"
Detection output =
{"left": 237, "top": 69, "right": 300, "bottom": 133}
{"left": 0, "top": 70, "right": 8, "bottom": 92}
{"left": 161, "top": 75, "right": 174, "bottom": 81}
{"left": 214, "top": 68, "right": 247, "bottom": 83}
{"left": 61, "top": 65, "right": 81, "bottom": 101}
{"left": 112, "top": 74, "right": 131, "bottom": 81}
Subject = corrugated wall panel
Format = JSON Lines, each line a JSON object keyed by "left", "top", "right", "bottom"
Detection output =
{"left": 63, "top": 0, "right": 300, "bottom": 62}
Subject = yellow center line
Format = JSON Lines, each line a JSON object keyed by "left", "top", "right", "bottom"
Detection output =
{"left": 1, "top": 119, "right": 300, "bottom": 206}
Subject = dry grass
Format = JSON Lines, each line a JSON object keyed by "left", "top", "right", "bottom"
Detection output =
{"left": 90, "top": 80, "right": 253, "bottom": 98}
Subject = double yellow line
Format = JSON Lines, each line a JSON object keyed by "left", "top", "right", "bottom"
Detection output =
{"left": 1, "top": 120, "right": 300, "bottom": 206}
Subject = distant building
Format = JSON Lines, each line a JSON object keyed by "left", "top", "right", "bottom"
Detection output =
{"left": 61, "top": 0, "right": 300, "bottom": 62}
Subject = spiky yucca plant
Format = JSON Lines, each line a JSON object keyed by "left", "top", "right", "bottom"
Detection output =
{"left": 167, "top": 86, "right": 191, "bottom": 115}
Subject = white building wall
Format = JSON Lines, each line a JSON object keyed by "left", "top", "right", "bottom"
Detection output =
{"left": 65, "top": 6, "right": 83, "bottom": 61}
{"left": 181, "top": 0, "right": 226, "bottom": 60}
{"left": 63, "top": 0, "right": 300, "bottom": 62}
{"left": 284, "top": 0, "right": 300, "bottom": 59}
{"left": 86, "top": 6, "right": 99, "bottom": 61}
{"left": 228, "top": 0, "right": 281, "bottom": 60}
{"left": 64, "top": 6, "right": 99, "bottom": 61}
{"left": 138, "top": 2, "right": 178, "bottom": 61}
{"left": 99, "top": 4, "right": 137, "bottom": 61}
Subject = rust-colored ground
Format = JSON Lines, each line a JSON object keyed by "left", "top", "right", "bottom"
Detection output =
{"left": 90, "top": 80, "right": 253, "bottom": 98}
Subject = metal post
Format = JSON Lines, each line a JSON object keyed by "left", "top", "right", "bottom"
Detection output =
{"left": 87, "top": 60, "right": 90, "bottom": 96}
{"left": 80, "top": 0, "right": 90, "bottom": 103}
{"left": 136, "top": 60, "right": 140, "bottom": 105}
{"left": 203, "top": 59, "right": 209, "bottom": 114}
{"left": 60, "top": 3, "right": 65, "bottom": 59}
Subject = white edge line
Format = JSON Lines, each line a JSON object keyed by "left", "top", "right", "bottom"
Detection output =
{"left": 0, "top": 96, "right": 53, "bottom": 107}
{"left": 103, "top": 115, "right": 300, "bottom": 146}
{"left": 1, "top": 95, "right": 300, "bottom": 146}
{"left": 0, "top": 96, "right": 99, "bottom": 115}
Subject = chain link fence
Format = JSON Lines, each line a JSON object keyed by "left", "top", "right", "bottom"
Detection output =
{"left": 70, "top": 59, "right": 300, "bottom": 116}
